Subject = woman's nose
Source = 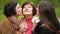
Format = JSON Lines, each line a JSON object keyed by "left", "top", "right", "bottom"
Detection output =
{"left": 26, "top": 7, "right": 29, "bottom": 10}
{"left": 25, "top": 8, "right": 28, "bottom": 10}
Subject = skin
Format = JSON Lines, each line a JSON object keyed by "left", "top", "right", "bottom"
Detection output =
{"left": 23, "top": 4, "right": 33, "bottom": 18}
{"left": 8, "top": 3, "right": 23, "bottom": 30}
{"left": 9, "top": 3, "right": 22, "bottom": 26}
{"left": 15, "top": 4, "right": 24, "bottom": 34}
{"left": 15, "top": 4, "right": 22, "bottom": 16}
{"left": 22, "top": 4, "right": 36, "bottom": 33}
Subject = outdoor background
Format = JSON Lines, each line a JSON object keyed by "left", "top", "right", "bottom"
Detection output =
{"left": 0, "top": 0, "right": 60, "bottom": 22}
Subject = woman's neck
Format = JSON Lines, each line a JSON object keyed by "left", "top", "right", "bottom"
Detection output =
{"left": 25, "top": 15, "right": 33, "bottom": 18}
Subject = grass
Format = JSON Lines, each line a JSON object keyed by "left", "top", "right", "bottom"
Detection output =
{"left": 0, "top": 13, "right": 5, "bottom": 23}
{"left": 0, "top": 7, "right": 60, "bottom": 22}
{"left": 0, "top": 9, "right": 5, "bottom": 23}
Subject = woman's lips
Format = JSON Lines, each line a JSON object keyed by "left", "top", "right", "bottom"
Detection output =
{"left": 24, "top": 10, "right": 29, "bottom": 12}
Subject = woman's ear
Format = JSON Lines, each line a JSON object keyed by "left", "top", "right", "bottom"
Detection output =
{"left": 36, "top": 8, "right": 39, "bottom": 16}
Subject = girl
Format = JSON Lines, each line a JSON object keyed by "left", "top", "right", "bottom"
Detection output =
{"left": 20, "top": 2, "right": 40, "bottom": 34}
{"left": 33, "top": 1, "right": 60, "bottom": 34}
{"left": 0, "top": 2, "right": 23, "bottom": 34}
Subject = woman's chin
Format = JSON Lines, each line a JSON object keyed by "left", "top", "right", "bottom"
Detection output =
{"left": 16, "top": 15, "right": 22, "bottom": 17}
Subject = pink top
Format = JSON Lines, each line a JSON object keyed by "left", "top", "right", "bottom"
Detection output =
{"left": 25, "top": 17, "right": 33, "bottom": 34}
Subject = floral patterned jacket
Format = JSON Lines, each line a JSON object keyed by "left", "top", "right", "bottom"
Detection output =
{"left": 18, "top": 16, "right": 40, "bottom": 34}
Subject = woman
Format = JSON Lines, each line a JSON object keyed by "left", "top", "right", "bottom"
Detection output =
{"left": 20, "top": 2, "right": 40, "bottom": 34}
{"left": 33, "top": 1, "right": 60, "bottom": 34}
{"left": 0, "top": 2, "right": 23, "bottom": 34}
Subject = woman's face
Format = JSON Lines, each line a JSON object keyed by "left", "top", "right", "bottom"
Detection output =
{"left": 15, "top": 4, "right": 22, "bottom": 16}
{"left": 23, "top": 4, "right": 33, "bottom": 16}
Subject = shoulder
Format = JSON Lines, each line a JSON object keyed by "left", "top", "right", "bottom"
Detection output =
{"left": 33, "top": 22, "right": 56, "bottom": 34}
{"left": 40, "top": 27, "right": 56, "bottom": 34}
{"left": 0, "top": 18, "right": 11, "bottom": 28}
{"left": 1, "top": 18, "right": 10, "bottom": 25}
{"left": 33, "top": 26, "right": 56, "bottom": 34}
{"left": 0, "top": 18, "right": 10, "bottom": 32}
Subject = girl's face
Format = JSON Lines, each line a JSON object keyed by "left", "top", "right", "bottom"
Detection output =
{"left": 23, "top": 4, "right": 33, "bottom": 16}
{"left": 15, "top": 4, "right": 22, "bottom": 16}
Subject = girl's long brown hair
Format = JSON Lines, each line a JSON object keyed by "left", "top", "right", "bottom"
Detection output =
{"left": 38, "top": 0, "right": 60, "bottom": 32}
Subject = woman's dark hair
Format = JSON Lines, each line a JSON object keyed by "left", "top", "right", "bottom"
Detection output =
{"left": 22, "top": 2, "right": 36, "bottom": 16}
{"left": 38, "top": 1, "right": 60, "bottom": 32}
{"left": 4, "top": 2, "right": 18, "bottom": 17}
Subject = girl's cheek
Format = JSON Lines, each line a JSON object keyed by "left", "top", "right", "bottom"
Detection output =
{"left": 29, "top": 8, "right": 32, "bottom": 10}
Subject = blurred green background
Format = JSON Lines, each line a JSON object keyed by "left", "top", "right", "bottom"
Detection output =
{"left": 0, "top": 0, "right": 60, "bottom": 22}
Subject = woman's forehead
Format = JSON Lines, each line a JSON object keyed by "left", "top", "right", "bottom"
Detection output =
{"left": 24, "top": 4, "right": 32, "bottom": 7}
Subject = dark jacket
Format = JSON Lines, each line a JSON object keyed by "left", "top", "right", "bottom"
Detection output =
{"left": 32, "top": 21, "right": 56, "bottom": 34}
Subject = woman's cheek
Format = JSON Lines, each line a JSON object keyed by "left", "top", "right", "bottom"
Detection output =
{"left": 29, "top": 8, "right": 32, "bottom": 10}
